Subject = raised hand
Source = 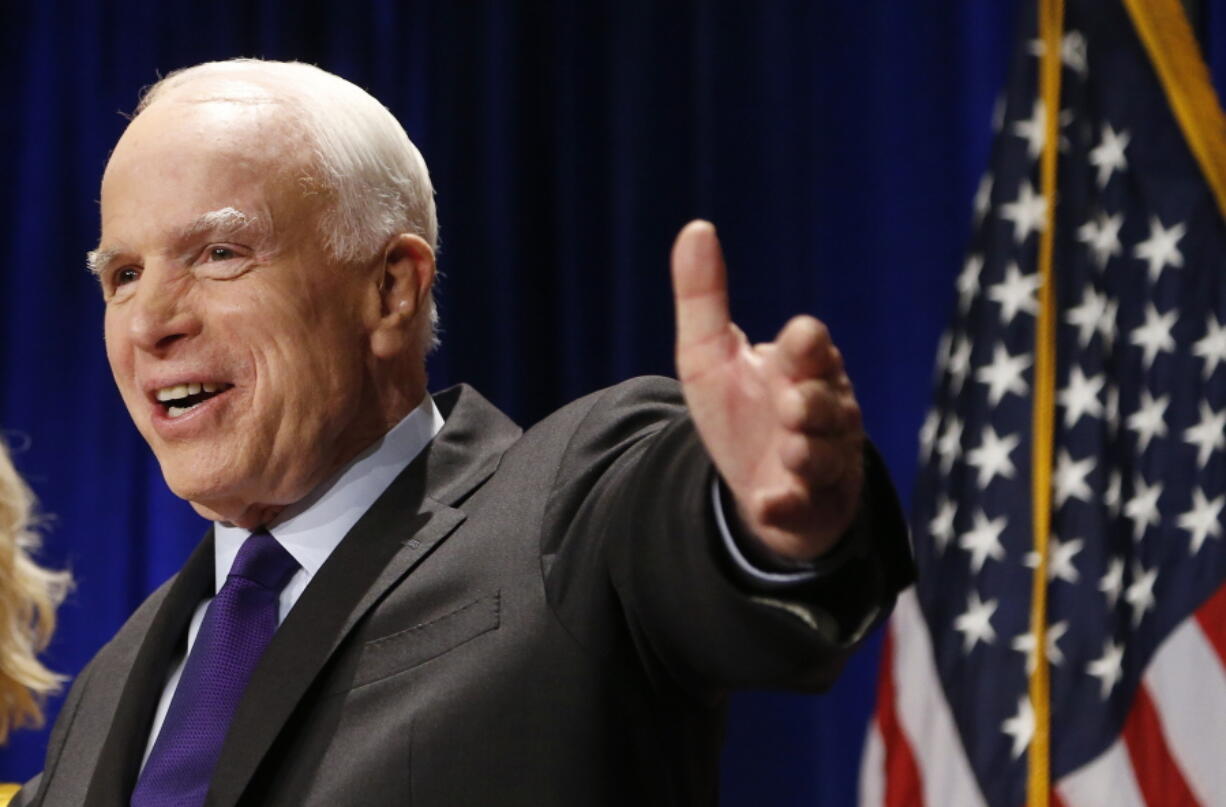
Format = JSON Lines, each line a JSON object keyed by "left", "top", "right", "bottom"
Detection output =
{"left": 671, "top": 220, "right": 865, "bottom": 561}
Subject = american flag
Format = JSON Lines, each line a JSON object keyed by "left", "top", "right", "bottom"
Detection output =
{"left": 860, "top": 1, "right": 1226, "bottom": 805}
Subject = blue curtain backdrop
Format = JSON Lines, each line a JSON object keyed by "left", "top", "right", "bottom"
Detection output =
{"left": 2, "top": 1, "right": 1217, "bottom": 804}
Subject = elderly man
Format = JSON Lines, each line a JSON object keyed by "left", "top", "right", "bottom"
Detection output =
{"left": 21, "top": 60, "right": 913, "bottom": 806}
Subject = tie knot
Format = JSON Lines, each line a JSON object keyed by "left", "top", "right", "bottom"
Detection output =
{"left": 228, "top": 530, "right": 299, "bottom": 591}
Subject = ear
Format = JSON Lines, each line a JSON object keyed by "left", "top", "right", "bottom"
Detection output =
{"left": 369, "top": 233, "right": 436, "bottom": 360}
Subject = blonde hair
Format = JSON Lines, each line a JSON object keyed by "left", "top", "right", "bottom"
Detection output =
{"left": 0, "top": 439, "right": 69, "bottom": 739}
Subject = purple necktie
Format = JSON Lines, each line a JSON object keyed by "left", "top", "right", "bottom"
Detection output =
{"left": 131, "top": 530, "right": 299, "bottom": 807}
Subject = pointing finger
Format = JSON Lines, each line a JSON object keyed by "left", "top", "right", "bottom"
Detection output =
{"left": 671, "top": 220, "right": 732, "bottom": 352}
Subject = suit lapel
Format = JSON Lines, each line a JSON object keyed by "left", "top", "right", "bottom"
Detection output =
{"left": 80, "top": 535, "right": 215, "bottom": 807}
{"left": 206, "top": 385, "right": 521, "bottom": 806}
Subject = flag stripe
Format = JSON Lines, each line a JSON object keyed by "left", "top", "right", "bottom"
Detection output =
{"left": 1056, "top": 740, "right": 1147, "bottom": 807}
{"left": 1121, "top": 685, "right": 1201, "bottom": 807}
{"left": 859, "top": 722, "right": 887, "bottom": 807}
{"left": 891, "top": 590, "right": 988, "bottom": 807}
{"left": 875, "top": 629, "right": 925, "bottom": 807}
{"left": 1193, "top": 583, "right": 1226, "bottom": 670}
{"left": 1143, "top": 601, "right": 1226, "bottom": 806}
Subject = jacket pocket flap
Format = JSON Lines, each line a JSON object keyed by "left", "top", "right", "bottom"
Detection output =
{"left": 347, "top": 592, "right": 501, "bottom": 691}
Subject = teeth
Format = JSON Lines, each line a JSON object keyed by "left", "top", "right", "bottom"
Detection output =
{"left": 156, "top": 382, "right": 226, "bottom": 402}
{"left": 167, "top": 405, "right": 190, "bottom": 418}
{"left": 156, "top": 384, "right": 189, "bottom": 402}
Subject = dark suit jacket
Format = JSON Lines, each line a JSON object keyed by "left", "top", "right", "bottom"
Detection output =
{"left": 22, "top": 377, "right": 913, "bottom": 806}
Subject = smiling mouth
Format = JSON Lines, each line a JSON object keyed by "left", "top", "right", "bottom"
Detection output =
{"left": 155, "top": 382, "right": 234, "bottom": 418}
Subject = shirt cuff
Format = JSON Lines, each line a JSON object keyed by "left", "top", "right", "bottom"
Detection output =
{"left": 711, "top": 477, "right": 821, "bottom": 587}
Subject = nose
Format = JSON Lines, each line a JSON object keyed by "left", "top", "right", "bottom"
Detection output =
{"left": 125, "top": 262, "right": 202, "bottom": 354}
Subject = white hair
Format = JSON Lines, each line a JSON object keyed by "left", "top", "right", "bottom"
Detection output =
{"left": 137, "top": 59, "right": 440, "bottom": 350}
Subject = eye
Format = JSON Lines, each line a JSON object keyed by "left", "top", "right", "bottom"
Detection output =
{"left": 194, "top": 243, "right": 252, "bottom": 280}
{"left": 114, "top": 267, "right": 141, "bottom": 286}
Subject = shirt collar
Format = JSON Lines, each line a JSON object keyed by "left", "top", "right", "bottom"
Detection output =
{"left": 212, "top": 395, "right": 445, "bottom": 594}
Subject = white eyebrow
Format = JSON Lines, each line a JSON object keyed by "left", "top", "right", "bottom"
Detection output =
{"left": 85, "top": 248, "right": 118, "bottom": 276}
{"left": 85, "top": 207, "right": 271, "bottom": 277}
{"left": 179, "top": 206, "right": 269, "bottom": 241}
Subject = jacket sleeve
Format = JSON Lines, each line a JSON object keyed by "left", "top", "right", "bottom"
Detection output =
{"left": 538, "top": 376, "right": 915, "bottom": 701}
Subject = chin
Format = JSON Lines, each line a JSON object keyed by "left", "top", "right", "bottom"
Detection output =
{"left": 158, "top": 458, "right": 246, "bottom": 507}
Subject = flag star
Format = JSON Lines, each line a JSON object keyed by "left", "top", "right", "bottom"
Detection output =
{"left": 1099, "top": 556, "right": 1125, "bottom": 608}
{"left": 1076, "top": 211, "right": 1123, "bottom": 268}
{"left": 934, "top": 331, "right": 952, "bottom": 376}
{"left": 928, "top": 496, "right": 958, "bottom": 553}
{"left": 974, "top": 175, "right": 993, "bottom": 223}
{"left": 1011, "top": 100, "right": 1048, "bottom": 159}
{"left": 1051, "top": 539, "right": 1084, "bottom": 583}
{"left": 1126, "top": 388, "right": 1170, "bottom": 454}
{"left": 1065, "top": 286, "right": 1108, "bottom": 347}
{"left": 1061, "top": 30, "right": 1088, "bottom": 75}
{"left": 1088, "top": 124, "right": 1129, "bottom": 188}
{"left": 1026, "top": 536, "right": 1084, "bottom": 583}
{"left": 1133, "top": 216, "right": 1186, "bottom": 282}
{"left": 966, "top": 426, "right": 1020, "bottom": 488}
{"left": 1009, "top": 99, "right": 1074, "bottom": 158}
{"left": 1129, "top": 304, "right": 1177, "bottom": 370}
{"left": 1011, "top": 621, "right": 1069, "bottom": 674}
{"left": 946, "top": 336, "right": 973, "bottom": 394}
{"left": 1053, "top": 449, "right": 1095, "bottom": 507}
{"left": 1103, "top": 384, "right": 1120, "bottom": 435}
{"left": 1000, "top": 181, "right": 1048, "bottom": 243}
{"left": 1087, "top": 639, "right": 1125, "bottom": 699}
{"left": 1125, "top": 561, "right": 1158, "bottom": 627}
{"left": 1099, "top": 297, "right": 1119, "bottom": 352}
{"left": 936, "top": 416, "right": 964, "bottom": 475}
{"left": 1184, "top": 402, "right": 1226, "bottom": 468}
{"left": 959, "top": 509, "right": 1007, "bottom": 573}
{"left": 989, "top": 263, "right": 1042, "bottom": 323}
{"left": 957, "top": 254, "right": 983, "bottom": 312}
{"left": 1002, "top": 696, "right": 1035, "bottom": 760}
{"left": 954, "top": 590, "right": 999, "bottom": 653}
{"left": 1193, "top": 315, "right": 1226, "bottom": 379}
{"left": 919, "top": 408, "right": 941, "bottom": 462}
{"left": 1104, "top": 470, "right": 1122, "bottom": 517}
{"left": 1124, "top": 476, "right": 1164, "bottom": 541}
{"left": 1058, "top": 366, "right": 1104, "bottom": 428}
{"left": 1177, "top": 488, "right": 1224, "bottom": 555}
{"left": 975, "top": 344, "right": 1032, "bottom": 405}
{"left": 1076, "top": 216, "right": 1101, "bottom": 257}
{"left": 1028, "top": 31, "right": 1088, "bottom": 74}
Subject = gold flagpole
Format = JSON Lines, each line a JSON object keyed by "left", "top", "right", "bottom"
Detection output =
{"left": 1028, "top": 0, "right": 1064, "bottom": 803}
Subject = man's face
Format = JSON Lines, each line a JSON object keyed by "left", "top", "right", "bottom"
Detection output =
{"left": 96, "top": 95, "right": 388, "bottom": 524}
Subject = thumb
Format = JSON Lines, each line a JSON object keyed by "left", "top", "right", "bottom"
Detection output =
{"left": 671, "top": 220, "right": 732, "bottom": 354}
